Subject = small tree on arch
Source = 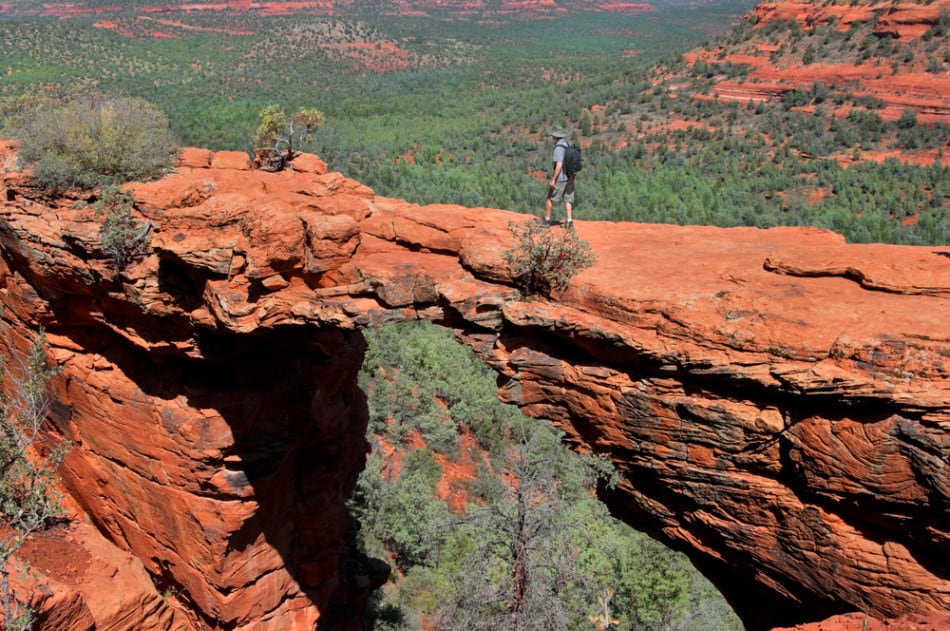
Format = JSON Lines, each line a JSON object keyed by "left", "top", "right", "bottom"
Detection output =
{"left": 504, "top": 220, "right": 597, "bottom": 298}
{"left": 252, "top": 104, "right": 325, "bottom": 171}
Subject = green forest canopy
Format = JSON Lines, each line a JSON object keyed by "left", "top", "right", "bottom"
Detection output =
{"left": 3, "top": 2, "right": 946, "bottom": 244}
{"left": 353, "top": 321, "right": 743, "bottom": 631}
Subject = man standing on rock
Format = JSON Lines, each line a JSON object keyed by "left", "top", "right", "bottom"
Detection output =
{"left": 541, "top": 127, "right": 575, "bottom": 229}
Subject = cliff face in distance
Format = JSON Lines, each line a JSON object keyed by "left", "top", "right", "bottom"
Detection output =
{"left": 684, "top": 0, "right": 950, "bottom": 128}
{"left": 0, "top": 142, "right": 947, "bottom": 630}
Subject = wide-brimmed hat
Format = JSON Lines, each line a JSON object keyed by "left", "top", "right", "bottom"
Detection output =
{"left": 549, "top": 127, "right": 568, "bottom": 138}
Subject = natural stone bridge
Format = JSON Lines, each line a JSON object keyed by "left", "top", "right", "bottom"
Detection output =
{"left": 0, "top": 144, "right": 948, "bottom": 630}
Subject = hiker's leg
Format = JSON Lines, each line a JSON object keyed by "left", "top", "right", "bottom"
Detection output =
{"left": 548, "top": 181, "right": 566, "bottom": 221}
{"left": 564, "top": 177, "right": 575, "bottom": 224}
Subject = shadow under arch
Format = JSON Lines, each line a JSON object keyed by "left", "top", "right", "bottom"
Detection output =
{"left": 32, "top": 290, "right": 388, "bottom": 630}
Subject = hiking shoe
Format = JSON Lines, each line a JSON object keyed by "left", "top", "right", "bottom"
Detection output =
{"left": 564, "top": 220, "right": 574, "bottom": 230}
{"left": 538, "top": 216, "right": 552, "bottom": 226}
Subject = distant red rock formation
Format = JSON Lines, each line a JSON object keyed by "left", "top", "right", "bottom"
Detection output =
{"left": 0, "top": 0, "right": 654, "bottom": 20}
{"left": 686, "top": 0, "right": 950, "bottom": 134}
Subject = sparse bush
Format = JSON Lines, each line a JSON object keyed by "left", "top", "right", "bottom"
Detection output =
{"left": 811, "top": 81, "right": 831, "bottom": 104}
{"left": 802, "top": 44, "right": 816, "bottom": 65}
{"left": 897, "top": 109, "right": 918, "bottom": 129}
{"left": 504, "top": 220, "right": 597, "bottom": 297}
{"left": 0, "top": 94, "right": 56, "bottom": 134}
{"left": 897, "top": 120, "right": 949, "bottom": 151}
{"left": 94, "top": 186, "right": 152, "bottom": 270}
{"left": 781, "top": 88, "right": 811, "bottom": 110}
{"left": 8, "top": 95, "right": 179, "bottom": 194}
{"left": 0, "top": 330, "right": 68, "bottom": 631}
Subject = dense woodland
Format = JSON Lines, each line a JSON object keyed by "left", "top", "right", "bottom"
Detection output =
{"left": 5, "top": 1, "right": 946, "bottom": 245}
{"left": 1, "top": 2, "right": 949, "bottom": 629}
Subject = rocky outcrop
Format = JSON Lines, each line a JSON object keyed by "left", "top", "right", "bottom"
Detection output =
{"left": 0, "top": 143, "right": 947, "bottom": 629}
{"left": 687, "top": 0, "right": 950, "bottom": 128}
{"left": 751, "top": 0, "right": 949, "bottom": 42}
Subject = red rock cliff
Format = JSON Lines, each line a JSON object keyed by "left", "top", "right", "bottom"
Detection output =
{"left": 0, "top": 144, "right": 947, "bottom": 629}
{"left": 687, "top": 0, "right": 950, "bottom": 129}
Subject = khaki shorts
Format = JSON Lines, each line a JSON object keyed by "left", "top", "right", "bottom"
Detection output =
{"left": 548, "top": 178, "right": 575, "bottom": 204}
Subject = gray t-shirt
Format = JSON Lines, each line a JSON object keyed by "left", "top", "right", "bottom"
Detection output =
{"left": 552, "top": 140, "right": 569, "bottom": 183}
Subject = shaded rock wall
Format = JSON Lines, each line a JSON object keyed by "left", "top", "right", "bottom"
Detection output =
{"left": 0, "top": 147, "right": 385, "bottom": 629}
{"left": 0, "top": 144, "right": 947, "bottom": 629}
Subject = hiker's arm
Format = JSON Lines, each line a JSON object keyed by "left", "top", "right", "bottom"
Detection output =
{"left": 550, "top": 161, "right": 562, "bottom": 188}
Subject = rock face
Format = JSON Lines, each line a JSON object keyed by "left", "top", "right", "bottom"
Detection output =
{"left": 0, "top": 143, "right": 947, "bottom": 629}
{"left": 687, "top": 0, "right": 950, "bottom": 127}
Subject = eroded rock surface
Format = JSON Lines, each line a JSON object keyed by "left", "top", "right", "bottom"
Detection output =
{"left": 687, "top": 0, "right": 950, "bottom": 131}
{"left": 0, "top": 143, "right": 947, "bottom": 629}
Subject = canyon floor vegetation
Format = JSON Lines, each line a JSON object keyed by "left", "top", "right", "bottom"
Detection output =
{"left": 353, "top": 321, "right": 743, "bottom": 630}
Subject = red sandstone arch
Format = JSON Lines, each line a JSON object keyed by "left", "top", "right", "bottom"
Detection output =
{"left": 0, "top": 144, "right": 947, "bottom": 629}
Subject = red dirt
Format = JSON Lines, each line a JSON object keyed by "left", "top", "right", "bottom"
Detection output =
{"left": 375, "top": 424, "right": 481, "bottom": 515}
{"left": 322, "top": 41, "right": 415, "bottom": 73}
{"left": 17, "top": 522, "right": 92, "bottom": 586}
{"left": 1, "top": 0, "right": 654, "bottom": 20}
{"left": 772, "top": 612, "right": 950, "bottom": 631}
{"left": 434, "top": 432, "right": 480, "bottom": 514}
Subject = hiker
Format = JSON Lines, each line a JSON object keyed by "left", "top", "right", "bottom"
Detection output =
{"left": 542, "top": 127, "right": 575, "bottom": 229}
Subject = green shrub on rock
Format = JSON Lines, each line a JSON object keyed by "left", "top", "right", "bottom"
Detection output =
{"left": 0, "top": 330, "right": 68, "bottom": 630}
{"left": 8, "top": 95, "right": 179, "bottom": 194}
{"left": 252, "top": 104, "right": 324, "bottom": 171}
{"left": 94, "top": 186, "right": 152, "bottom": 270}
{"left": 504, "top": 220, "right": 597, "bottom": 298}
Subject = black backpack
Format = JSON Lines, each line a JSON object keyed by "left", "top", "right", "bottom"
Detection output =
{"left": 562, "top": 142, "right": 582, "bottom": 175}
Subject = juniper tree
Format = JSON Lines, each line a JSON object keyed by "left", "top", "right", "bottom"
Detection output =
{"left": 252, "top": 104, "right": 325, "bottom": 171}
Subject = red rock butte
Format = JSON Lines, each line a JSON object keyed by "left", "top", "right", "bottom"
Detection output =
{"left": 0, "top": 143, "right": 948, "bottom": 630}
{"left": 687, "top": 0, "right": 950, "bottom": 129}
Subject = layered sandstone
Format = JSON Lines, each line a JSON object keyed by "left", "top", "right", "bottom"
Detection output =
{"left": 0, "top": 143, "right": 947, "bottom": 629}
{"left": 686, "top": 0, "right": 950, "bottom": 128}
